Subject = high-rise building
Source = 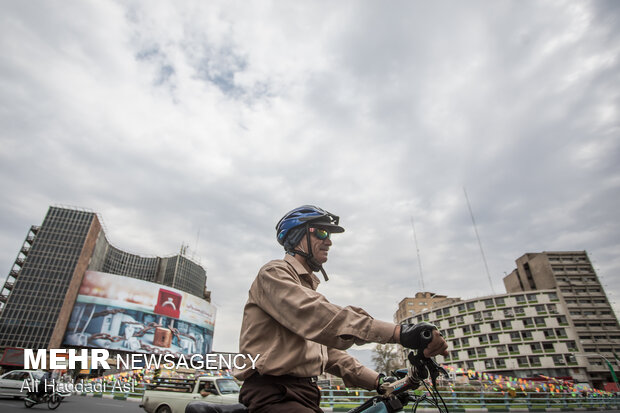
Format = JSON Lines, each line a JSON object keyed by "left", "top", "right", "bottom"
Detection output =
{"left": 395, "top": 251, "right": 620, "bottom": 389}
{"left": 503, "top": 251, "right": 620, "bottom": 388}
{"left": 0, "top": 206, "right": 212, "bottom": 355}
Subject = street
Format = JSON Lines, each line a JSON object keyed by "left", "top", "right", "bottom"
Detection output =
{"left": 1, "top": 394, "right": 619, "bottom": 413}
{"left": 0, "top": 395, "right": 144, "bottom": 413}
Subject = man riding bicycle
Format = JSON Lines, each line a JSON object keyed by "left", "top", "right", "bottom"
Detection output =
{"left": 235, "top": 205, "right": 448, "bottom": 413}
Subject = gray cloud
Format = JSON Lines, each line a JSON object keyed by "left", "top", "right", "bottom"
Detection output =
{"left": 0, "top": 0, "right": 618, "bottom": 352}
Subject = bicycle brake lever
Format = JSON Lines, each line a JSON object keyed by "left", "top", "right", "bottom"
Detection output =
{"left": 407, "top": 351, "right": 428, "bottom": 381}
{"left": 424, "top": 357, "right": 448, "bottom": 387}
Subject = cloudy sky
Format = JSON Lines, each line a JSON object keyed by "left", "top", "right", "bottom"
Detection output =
{"left": 1, "top": 1, "right": 618, "bottom": 353}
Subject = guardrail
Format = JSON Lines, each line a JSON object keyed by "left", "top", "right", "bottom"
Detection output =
{"left": 79, "top": 384, "right": 620, "bottom": 411}
{"left": 318, "top": 388, "right": 620, "bottom": 411}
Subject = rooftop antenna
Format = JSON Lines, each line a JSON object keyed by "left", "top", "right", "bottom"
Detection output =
{"left": 193, "top": 228, "right": 201, "bottom": 260}
{"left": 410, "top": 216, "right": 425, "bottom": 292}
{"left": 463, "top": 186, "right": 496, "bottom": 294}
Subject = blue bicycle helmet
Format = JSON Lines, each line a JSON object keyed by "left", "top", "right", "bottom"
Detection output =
{"left": 276, "top": 205, "right": 344, "bottom": 245}
{"left": 275, "top": 205, "right": 345, "bottom": 281}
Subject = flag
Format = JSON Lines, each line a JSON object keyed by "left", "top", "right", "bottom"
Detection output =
{"left": 603, "top": 359, "right": 619, "bottom": 384}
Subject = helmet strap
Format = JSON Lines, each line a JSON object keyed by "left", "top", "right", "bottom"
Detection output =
{"left": 291, "top": 224, "right": 329, "bottom": 282}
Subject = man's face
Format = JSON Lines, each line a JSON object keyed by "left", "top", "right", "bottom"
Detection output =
{"left": 307, "top": 227, "right": 332, "bottom": 264}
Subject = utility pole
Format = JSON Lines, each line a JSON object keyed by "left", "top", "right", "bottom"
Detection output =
{"left": 463, "top": 187, "right": 496, "bottom": 294}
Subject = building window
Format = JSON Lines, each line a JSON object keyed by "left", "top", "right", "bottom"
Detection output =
{"left": 521, "top": 331, "right": 533, "bottom": 340}
{"left": 553, "top": 355, "right": 566, "bottom": 365}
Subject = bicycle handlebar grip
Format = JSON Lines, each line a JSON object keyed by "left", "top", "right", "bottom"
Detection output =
{"left": 399, "top": 322, "right": 437, "bottom": 352}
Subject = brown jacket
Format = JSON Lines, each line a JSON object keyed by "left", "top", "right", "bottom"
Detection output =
{"left": 235, "top": 254, "right": 397, "bottom": 390}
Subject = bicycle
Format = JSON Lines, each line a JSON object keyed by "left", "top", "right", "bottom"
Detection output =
{"left": 24, "top": 389, "right": 63, "bottom": 410}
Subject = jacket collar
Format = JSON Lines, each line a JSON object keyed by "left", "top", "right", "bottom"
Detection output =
{"left": 284, "top": 254, "right": 321, "bottom": 290}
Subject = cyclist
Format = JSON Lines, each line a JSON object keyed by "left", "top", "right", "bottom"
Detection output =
{"left": 37, "top": 370, "right": 53, "bottom": 398}
{"left": 235, "top": 205, "right": 448, "bottom": 413}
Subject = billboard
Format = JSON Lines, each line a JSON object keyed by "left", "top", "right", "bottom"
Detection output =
{"left": 62, "top": 271, "right": 215, "bottom": 356}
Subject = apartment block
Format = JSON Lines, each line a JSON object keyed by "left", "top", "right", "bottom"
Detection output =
{"left": 504, "top": 251, "right": 620, "bottom": 388}
{"left": 395, "top": 251, "right": 620, "bottom": 389}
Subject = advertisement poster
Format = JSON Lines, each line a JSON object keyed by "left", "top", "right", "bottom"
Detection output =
{"left": 62, "top": 271, "right": 215, "bottom": 356}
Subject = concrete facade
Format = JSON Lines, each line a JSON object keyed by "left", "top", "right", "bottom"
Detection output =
{"left": 503, "top": 251, "right": 620, "bottom": 389}
{"left": 395, "top": 251, "right": 620, "bottom": 389}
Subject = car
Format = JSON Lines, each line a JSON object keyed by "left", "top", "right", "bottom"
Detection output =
{"left": 140, "top": 376, "right": 240, "bottom": 413}
{"left": 0, "top": 369, "right": 46, "bottom": 399}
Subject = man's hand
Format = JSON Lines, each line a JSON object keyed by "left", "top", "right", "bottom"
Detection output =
{"left": 399, "top": 322, "right": 448, "bottom": 358}
{"left": 376, "top": 374, "right": 397, "bottom": 394}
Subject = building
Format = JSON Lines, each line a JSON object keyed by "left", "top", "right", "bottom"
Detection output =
{"left": 503, "top": 251, "right": 620, "bottom": 388}
{"left": 396, "top": 251, "right": 620, "bottom": 389}
{"left": 394, "top": 292, "right": 461, "bottom": 323}
{"left": 400, "top": 290, "right": 589, "bottom": 383}
{"left": 0, "top": 206, "right": 214, "bottom": 362}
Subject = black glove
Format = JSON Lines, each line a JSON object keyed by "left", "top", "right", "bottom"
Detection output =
{"left": 376, "top": 374, "right": 397, "bottom": 394}
{"left": 399, "top": 322, "right": 437, "bottom": 351}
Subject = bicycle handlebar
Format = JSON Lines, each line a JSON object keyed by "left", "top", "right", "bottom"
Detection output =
{"left": 378, "top": 351, "right": 448, "bottom": 397}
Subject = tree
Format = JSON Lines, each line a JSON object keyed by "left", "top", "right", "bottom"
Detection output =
{"left": 371, "top": 343, "right": 403, "bottom": 375}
